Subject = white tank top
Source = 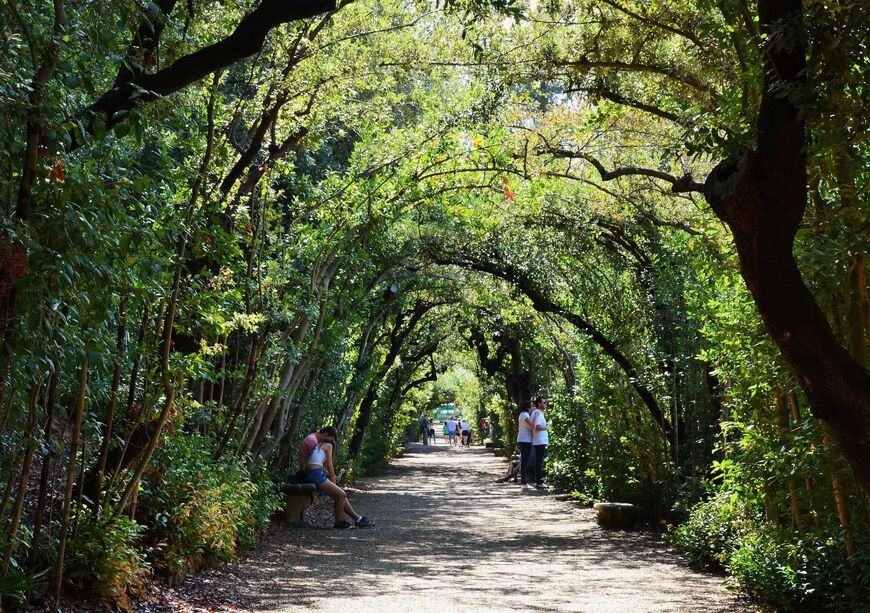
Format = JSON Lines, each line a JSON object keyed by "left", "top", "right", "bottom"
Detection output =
{"left": 307, "top": 443, "right": 327, "bottom": 466}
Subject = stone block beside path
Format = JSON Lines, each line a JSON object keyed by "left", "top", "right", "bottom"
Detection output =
{"left": 593, "top": 502, "right": 639, "bottom": 529}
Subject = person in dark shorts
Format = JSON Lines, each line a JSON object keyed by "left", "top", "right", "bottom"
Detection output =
{"left": 300, "top": 427, "right": 374, "bottom": 529}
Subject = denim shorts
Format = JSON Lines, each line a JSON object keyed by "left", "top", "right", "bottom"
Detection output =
{"left": 305, "top": 467, "right": 328, "bottom": 486}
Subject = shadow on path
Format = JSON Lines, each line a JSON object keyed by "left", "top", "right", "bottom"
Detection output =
{"left": 165, "top": 443, "right": 751, "bottom": 613}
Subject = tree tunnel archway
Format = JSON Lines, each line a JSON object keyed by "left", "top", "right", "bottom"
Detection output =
{"left": 4, "top": 0, "right": 870, "bottom": 604}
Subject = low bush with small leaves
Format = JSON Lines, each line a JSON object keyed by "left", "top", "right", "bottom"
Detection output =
{"left": 142, "top": 433, "right": 282, "bottom": 577}
{"left": 671, "top": 492, "right": 869, "bottom": 611}
{"left": 669, "top": 490, "right": 759, "bottom": 569}
{"left": 65, "top": 506, "right": 150, "bottom": 611}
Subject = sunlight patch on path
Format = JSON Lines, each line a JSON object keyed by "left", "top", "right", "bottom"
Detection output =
{"left": 172, "top": 443, "right": 750, "bottom": 612}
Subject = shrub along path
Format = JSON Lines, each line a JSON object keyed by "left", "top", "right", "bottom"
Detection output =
{"left": 156, "top": 443, "right": 751, "bottom": 612}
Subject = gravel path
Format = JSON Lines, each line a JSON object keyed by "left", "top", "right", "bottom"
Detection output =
{"left": 157, "top": 443, "right": 752, "bottom": 612}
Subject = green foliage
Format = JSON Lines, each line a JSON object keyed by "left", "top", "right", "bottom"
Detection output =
{"left": 1, "top": 0, "right": 869, "bottom": 609}
{"left": 65, "top": 507, "right": 150, "bottom": 610}
{"left": 142, "top": 434, "right": 281, "bottom": 576}
{"left": 670, "top": 490, "right": 759, "bottom": 569}
{"left": 0, "top": 550, "right": 46, "bottom": 608}
{"left": 671, "top": 490, "right": 869, "bottom": 611}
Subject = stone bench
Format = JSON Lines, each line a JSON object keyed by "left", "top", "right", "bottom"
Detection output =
{"left": 281, "top": 482, "right": 318, "bottom": 526}
{"left": 593, "top": 502, "right": 639, "bottom": 529}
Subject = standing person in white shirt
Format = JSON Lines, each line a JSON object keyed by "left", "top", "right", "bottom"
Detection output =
{"left": 530, "top": 397, "right": 550, "bottom": 490}
{"left": 460, "top": 418, "right": 471, "bottom": 447}
{"left": 446, "top": 417, "right": 458, "bottom": 446}
{"left": 516, "top": 400, "right": 535, "bottom": 489}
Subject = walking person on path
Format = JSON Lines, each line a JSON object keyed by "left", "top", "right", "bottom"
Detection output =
{"left": 516, "top": 400, "right": 534, "bottom": 489}
{"left": 530, "top": 397, "right": 550, "bottom": 490}
{"left": 428, "top": 417, "right": 437, "bottom": 444}
{"left": 446, "top": 416, "right": 458, "bottom": 446}
{"left": 299, "top": 427, "right": 374, "bottom": 529}
{"left": 460, "top": 418, "right": 471, "bottom": 447}
{"left": 420, "top": 415, "right": 429, "bottom": 445}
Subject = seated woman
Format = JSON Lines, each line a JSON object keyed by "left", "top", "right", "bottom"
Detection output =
{"left": 302, "top": 429, "right": 373, "bottom": 529}
{"left": 494, "top": 446, "right": 521, "bottom": 483}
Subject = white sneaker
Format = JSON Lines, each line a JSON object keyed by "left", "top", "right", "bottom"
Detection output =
{"left": 523, "top": 483, "right": 533, "bottom": 490}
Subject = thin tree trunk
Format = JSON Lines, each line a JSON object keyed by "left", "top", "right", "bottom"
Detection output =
{"left": 213, "top": 335, "right": 260, "bottom": 460}
{"left": 115, "top": 258, "right": 183, "bottom": 514}
{"left": 774, "top": 390, "right": 802, "bottom": 534}
{"left": 95, "top": 296, "right": 127, "bottom": 512}
{"left": 28, "top": 366, "right": 59, "bottom": 575}
{"left": 787, "top": 391, "right": 821, "bottom": 532}
{"left": 845, "top": 253, "right": 866, "bottom": 368}
{"left": 279, "top": 366, "right": 322, "bottom": 469}
{"left": 349, "top": 304, "right": 431, "bottom": 456}
{"left": 52, "top": 355, "right": 89, "bottom": 601}
{"left": 246, "top": 314, "right": 313, "bottom": 454}
{"left": 823, "top": 432, "right": 855, "bottom": 559}
{"left": 125, "top": 302, "right": 149, "bottom": 415}
{"left": 1, "top": 382, "right": 42, "bottom": 575}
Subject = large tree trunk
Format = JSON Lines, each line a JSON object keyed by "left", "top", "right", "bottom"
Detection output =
{"left": 705, "top": 0, "right": 870, "bottom": 491}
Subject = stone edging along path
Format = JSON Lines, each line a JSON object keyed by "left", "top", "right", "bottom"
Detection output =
{"left": 157, "top": 443, "right": 753, "bottom": 612}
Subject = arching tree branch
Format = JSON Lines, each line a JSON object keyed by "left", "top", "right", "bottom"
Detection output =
{"left": 71, "top": 0, "right": 340, "bottom": 148}
{"left": 554, "top": 59, "right": 710, "bottom": 93}
{"left": 430, "top": 250, "right": 674, "bottom": 443}
{"left": 541, "top": 146, "right": 705, "bottom": 194}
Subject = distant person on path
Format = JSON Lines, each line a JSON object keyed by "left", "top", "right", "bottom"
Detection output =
{"left": 516, "top": 401, "right": 534, "bottom": 489}
{"left": 447, "top": 416, "right": 458, "bottom": 445}
{"left": 443, "top": 419, "right": 450, "bottom": 441}
{"left": 428, "top": 417, "right": 436, "bottom": 444}
{"left": 420, "top": 415, "right": 429, "bottom": 445}
{"left": 300, "top": 427, "right": 373, "bottom": 529}
{"left": 460, "top": 418, "right": 470, "bottom": 447}
{"left": 530, "top": 397, "right": 550, "bottom": 490}
{"left": 478, "top": 416, "right": 488, "bottom": 439}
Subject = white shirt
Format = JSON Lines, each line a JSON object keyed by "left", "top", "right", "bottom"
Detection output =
{"left": 307, "top": 443, "right": 327, "bottom": 466}
{"left": 531, "top": 409, "right": 549, "bottom": 445}
{"left": 516, "top": 411, "right": 533, "bottom": 443}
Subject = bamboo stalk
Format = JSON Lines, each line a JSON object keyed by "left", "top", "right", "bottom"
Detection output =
{"left": 845, "top": 253, "right": 866, "bottom": 367}
{"left": 822, "top": 431, "right": 856, "bottom": 559}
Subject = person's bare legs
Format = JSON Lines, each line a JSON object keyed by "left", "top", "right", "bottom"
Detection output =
{"left": 343, "top": 499, "right": 360, "bottom": 520}
{"left": 318, "top": 479, "right": 357, "bottom": 523}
